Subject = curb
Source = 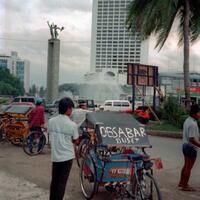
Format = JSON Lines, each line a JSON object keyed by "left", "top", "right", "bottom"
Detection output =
{"left": 146, "top": 130, "right": 182, "bottom": 139}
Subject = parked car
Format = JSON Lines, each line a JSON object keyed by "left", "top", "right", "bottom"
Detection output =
{"left": 11, "top": 96, "right": 47, "bottom": 109}
{"left": 75, "top": 99, "right": 95, "bottom": 111}
{"left": 12, "top": 96, "right": 36, "bottom": 104}
{"left": 99, "top": 100, "right": 132, "bottom": 112}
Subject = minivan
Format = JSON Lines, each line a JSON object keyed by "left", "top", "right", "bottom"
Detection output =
{"left": 13, "top": 96, "right": 36, "bottom": 104}
{"left": 99, "top": 100, "right": 131, "bottom": 112}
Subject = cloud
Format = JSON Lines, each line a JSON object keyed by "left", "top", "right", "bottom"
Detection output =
{"left": 0, "top": 1, "right": 92, "bottom": 87}
{"left": 0, "top": 0, "right": 92, "bottom": 13}
{"left": 0, "top": 26, "right": 91, "bottom": 87}
{"left": 38, "top": 0, "right": 92, "bottom": 13}
{"left": 1, "top": 0, "right": 200, "bottom": 89}
{"left": 148, "top": 26, "right": 200, "bottom": 74}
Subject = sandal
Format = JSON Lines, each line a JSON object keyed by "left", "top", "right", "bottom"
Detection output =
{"left": 178, "top": 184, "right": 189, "bottom": 188}
{"left": 180, "top": 186, "right": 196, "bottom": 192}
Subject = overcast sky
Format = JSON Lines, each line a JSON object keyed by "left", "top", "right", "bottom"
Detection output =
{"left": 0, "top": 0, "right": 200, "bottom": 87}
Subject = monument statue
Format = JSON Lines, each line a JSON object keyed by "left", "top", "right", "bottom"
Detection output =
{"left": 47, "top": 21, "right": 64, "bottom": 39}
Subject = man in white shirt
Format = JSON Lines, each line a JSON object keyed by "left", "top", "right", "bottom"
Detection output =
{"left": 178, "top": 104, "right": 200, "bottom": 191}
{"left": 49, "top": 97, "right": 79, "bottom": 200}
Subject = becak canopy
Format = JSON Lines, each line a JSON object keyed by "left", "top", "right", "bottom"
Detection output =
{"left": 4, "top": 105, "right": 32, "bottom": 115}
{"left": 80, "top": 111, "right": 151, "bottom": 147}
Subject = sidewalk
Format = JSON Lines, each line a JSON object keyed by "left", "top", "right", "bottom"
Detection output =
{"left": 147, "top": 130, "right": 182, "bottom": 139}
{"left": 0, "top": 170, "right": 48, "bottom": 200}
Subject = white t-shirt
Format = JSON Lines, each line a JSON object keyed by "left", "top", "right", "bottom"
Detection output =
{"left": 183, "top": 116, "right": 200, "bottom": 148}
{"left": 48, "top": 114, "right": 79, "bottom": 162}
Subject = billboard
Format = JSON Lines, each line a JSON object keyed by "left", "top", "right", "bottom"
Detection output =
{"left": 127, "top": 63, "right": 158, "bottom": 86}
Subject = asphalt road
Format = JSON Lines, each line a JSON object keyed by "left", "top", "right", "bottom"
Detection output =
{"left": 0, "top": 136, "right": 200, "bottom": 200}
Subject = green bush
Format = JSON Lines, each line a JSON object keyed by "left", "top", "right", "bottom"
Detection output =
{"left": 0, "top": 98, "right": 9, "bottom": 104}
{"left": 152, "top": 106, "right": 163, "bottom": 120}
{"left": 161, "top": 96, "right": 188, "bottom": 128}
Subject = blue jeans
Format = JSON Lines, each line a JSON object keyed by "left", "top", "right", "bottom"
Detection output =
{"left": 182, "top": 143, "right": 197, "bottom": 158}
{"left": 29, "top": 127, "right": 43, "bottom": 152}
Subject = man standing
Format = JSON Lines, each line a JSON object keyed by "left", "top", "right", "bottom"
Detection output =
{"left": 178, "top": 104, "right": 200, "bottom": 191}
{"left": 48, "top": 97, "right": 79, "bottom": 200}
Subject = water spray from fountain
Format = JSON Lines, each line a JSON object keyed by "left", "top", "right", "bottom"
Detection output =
{"left": 79, "top": 72, "right": 124, "bottom": 103}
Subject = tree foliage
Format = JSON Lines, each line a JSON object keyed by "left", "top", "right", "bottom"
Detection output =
{"left": 161, "top": 96, "right": 187, "bottom": 128}
{"left": 29, "top": 84, "right": 37, "bottom": 96}
{"left": 126, "top": 0, "right": 200, "bottom": 100}
{"left": 0, "top": 68, "right": 24, "bottom": 96}
{"left": 126, "top": 0, "right": 200, "bottom": 49}
{"left": 39, "top": 86, "right": 45, "bottom": 98}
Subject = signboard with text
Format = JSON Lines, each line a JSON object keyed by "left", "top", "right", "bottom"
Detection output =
{"left": 177, "top": 87, "right": 200, "bottom": 96}
{"left": 127, "top": 63, "right": 158, "bottom": 86}
{"left": 81, "top": 112, "right": 151, "bottom": 147}
{"left": 97, "top": 124, "right": 150, "bottom": 146}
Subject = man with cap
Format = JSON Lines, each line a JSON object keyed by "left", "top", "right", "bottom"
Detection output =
{"left": 178, "top": 104, "right": 200, "bottom": 191}
{"left": 28, "top": 97, "right": 45, "bottom": 152}
{"left": 28, "top": 97, "right": 45, "bottom": 131}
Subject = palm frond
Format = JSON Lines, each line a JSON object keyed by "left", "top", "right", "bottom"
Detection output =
{"left": 189, "top": 2, "right": 200, "bottom": 43}
{"left": 154, "top": 0, "right": 179, "bottom": 50}
{"left": 126, "top": 0, "right": 200, "bottom": 50}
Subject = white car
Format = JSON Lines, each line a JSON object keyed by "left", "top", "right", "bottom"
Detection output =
{"left": 99, "top": 100, "right": 132, "bottom": 112}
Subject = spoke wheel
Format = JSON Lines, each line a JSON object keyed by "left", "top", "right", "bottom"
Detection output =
{"left": 0, "top": 129, "right": 4, "bottom": 142}
{"left": 126, "top": 173, "right": 137, "bottom": 198}
{"left": 80, "top": 154, "right": 97, "bottom": 199}
{"left": 11, "top": 138, "right": 22, "bottom": 146}
{"left": 23, "top": 131, "right": 46, "bottom": 156}
{"left": 76, "top": 138, "right": 89, "bottom": 167}
{"left": 135, "top": 172, "right": 162, "bottom": 200}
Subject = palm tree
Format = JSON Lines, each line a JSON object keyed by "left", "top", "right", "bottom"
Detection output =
{"left": 126, "top": 0, "right": 200, "bottom": 102}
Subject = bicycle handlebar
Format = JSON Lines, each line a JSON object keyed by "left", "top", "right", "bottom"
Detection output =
{"left": 127, "top": 153, "right": 149, "bottom": 163}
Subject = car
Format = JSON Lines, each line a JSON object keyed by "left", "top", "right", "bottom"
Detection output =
{"left": 11, "top": 102, "right": 35, "bottom": 107}
{"left": 75, "top": 99, "right": 95, "bottom": 111}
{"left": 12, "top": 96, "right": 46, "bottom": 108}
{"left": 12, "top": 96, "right": 36, "bottom": 104}
{"left": 99, "top": 100, "right": 132, "bottom": 112}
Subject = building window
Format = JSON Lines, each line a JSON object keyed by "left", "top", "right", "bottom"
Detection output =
{"left": 16, "top": 61, "right": 24, "bottom": 82}
{"left": 0, "top": 59, "right": 8, "bottom": 68}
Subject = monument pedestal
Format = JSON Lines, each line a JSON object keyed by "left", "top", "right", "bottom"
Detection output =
{"left": 46, "top": 39, "right": 60, "bottom": 103}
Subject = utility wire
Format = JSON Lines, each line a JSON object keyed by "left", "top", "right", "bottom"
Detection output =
{"left": 0, "top": 37, "right": 91, "bottom": 43}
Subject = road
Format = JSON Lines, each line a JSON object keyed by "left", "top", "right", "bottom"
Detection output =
{"left": 0, "top": 136, "right": 200, "bottom": 200}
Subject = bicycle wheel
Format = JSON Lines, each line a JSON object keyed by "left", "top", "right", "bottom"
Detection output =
{"left": 126, "top": 173, "right": 137, "bottom": 198}
{"left": 76, "top": 138, "right": 89, "bottom": 167}
{"left": 80, "top": 154, "right": 98, "bottom": 199}
{"left": 0, "top": 128, "right": 4, "bottom": 142}
{"left": 135, "top": 172, "right": 162, "bottom": 200}
{"left": 11, "top": 138, "right": 22, "bottom": 146}
{"left": 22, "top": 131, "right": 46, "bottom": 156}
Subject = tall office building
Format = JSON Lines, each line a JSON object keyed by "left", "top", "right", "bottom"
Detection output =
{"left": 0, "top": 51, "right": 30, "bottom": 93}
{"left": 89, "top": 0, "right": 149, "bottom": 84}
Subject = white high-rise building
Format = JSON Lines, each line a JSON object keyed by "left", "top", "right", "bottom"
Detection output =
{"left": 0, "top": 51, "right": 30, "bottom": 93}
{"left": 89, "top": 0, "right": 149, "bottom": 84}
